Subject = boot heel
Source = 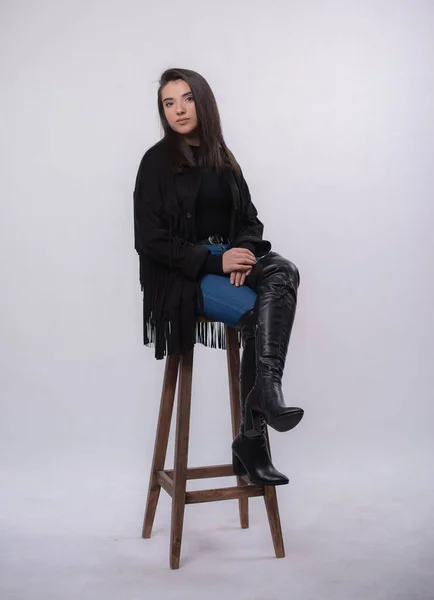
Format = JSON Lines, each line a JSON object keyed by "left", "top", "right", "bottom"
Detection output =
{"left": 232, "top": 452, "right": 247, "bottom": 476}
{"left": 243, "top": 408, "right": 263, "bottom": 439}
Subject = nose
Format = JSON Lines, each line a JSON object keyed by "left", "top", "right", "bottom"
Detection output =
{"left": 176, "top": 104, "right": 186, "bottom": 115}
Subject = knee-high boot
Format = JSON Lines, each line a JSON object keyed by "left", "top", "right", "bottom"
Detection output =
{"left": 231, "top": 306, "right": 289, "bottom": 486}
{"left": 243, "top": 255, "right": 305, "bottom": 438}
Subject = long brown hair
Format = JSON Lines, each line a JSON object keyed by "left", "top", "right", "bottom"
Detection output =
{"left": 157, "top": 68, "right": 241, "bottom": 176}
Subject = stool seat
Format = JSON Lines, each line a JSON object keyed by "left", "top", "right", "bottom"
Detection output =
{"left": 141, "top": 318, "right": 285, "bottom": 569}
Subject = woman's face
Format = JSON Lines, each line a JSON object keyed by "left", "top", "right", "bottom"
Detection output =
{"left": 161, "top": 79, "right": 198, "bottom": 138}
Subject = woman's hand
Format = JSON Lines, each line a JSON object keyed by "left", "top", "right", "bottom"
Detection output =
{"left": 222, "top": 247, "right": 256, "bottom": 275}
{"left": 230, "top": 268, "right": 252, "bottom": 286}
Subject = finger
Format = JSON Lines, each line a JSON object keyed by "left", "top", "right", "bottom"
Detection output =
{"left": 236, "top": 263, "right": 255, "bottom": 271}
{"left": 235, "top": 248, "right": 256, "bottom": 258}
{"left": 235, "top": 258, "right": 256, "bottom": 268}
{"left": 230, "top": 272, "right": 235, "bottom": 284}
{"left": 239, "top": 272, "right": 246, "bottom": 286}
{"left": 235, "top": 271, "right": 242, "bottom": 286}
{"left": 235, "top": 248, "right": 255, "bottom": 259}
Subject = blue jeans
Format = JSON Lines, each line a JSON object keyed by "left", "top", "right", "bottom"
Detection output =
{"left": 195, "top": 242, "right": 266, "bottom": 327}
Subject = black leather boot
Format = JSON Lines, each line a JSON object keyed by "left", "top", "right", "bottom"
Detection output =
{"left": 243, "top": 255, "right": 304, "bottom": 438}
{"left": 232, "top": 306, "right": 289, "bottom": 486}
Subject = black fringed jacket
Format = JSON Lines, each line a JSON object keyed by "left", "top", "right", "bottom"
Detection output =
{"left": 133, "top": 137, "right": 272, "bottom": 359}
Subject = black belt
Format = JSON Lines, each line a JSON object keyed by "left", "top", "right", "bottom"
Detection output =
{"left": 197, "top": 234, "right": 228, "bottom": 245}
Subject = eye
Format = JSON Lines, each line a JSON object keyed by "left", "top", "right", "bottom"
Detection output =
{"left": 165, "top": 101, "right": 173, "bottom": 108}
{"left": 186, "top": 96, "right": 194, "bottom": 102}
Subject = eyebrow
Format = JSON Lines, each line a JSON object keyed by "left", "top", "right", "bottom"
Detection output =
{"left": 162, "top": 91, "right": 193, "bottom": 103}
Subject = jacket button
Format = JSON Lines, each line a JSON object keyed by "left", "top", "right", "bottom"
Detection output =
{"left": 186, "top": 212, "right": 192, "bottom": 218}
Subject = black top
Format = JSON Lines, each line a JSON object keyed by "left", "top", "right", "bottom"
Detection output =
{"left": 191, "top": 144, "right": 232, "bottom": 241}
{"left": 190, "top": 144, "right": 230, "bottom": 276}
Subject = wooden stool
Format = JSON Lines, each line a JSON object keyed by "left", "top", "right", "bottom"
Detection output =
{"left": 141, "top": 317, "right": 285, "bottom": 569}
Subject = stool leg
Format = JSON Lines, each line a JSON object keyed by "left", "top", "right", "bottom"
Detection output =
{"left": 226, "top": 326, "right": 249, "bottom": 529}
{"left": 263, "top": 428, "right": 285, "bottom": 558}
{"left": 142, "top": 354, "right": 180, "bottom": 539}
{"left": 170, "top": 347, "right": 194, "bottom": 570}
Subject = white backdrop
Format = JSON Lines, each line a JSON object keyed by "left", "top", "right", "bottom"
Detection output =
{"left": 1, "top": 1, "right": 433, "bottom": 598}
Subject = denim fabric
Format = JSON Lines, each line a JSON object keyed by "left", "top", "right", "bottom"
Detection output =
{"left": 196, "top": 242, "right": 264, "bottom": 327}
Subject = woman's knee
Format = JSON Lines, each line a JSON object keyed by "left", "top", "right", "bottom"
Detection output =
{"left": 286, "top": 259, "right": 300, "bottom": 288}
{"left": 279, "top": 258, "right": 300, "bottom": 290}
{"left": 255, "top": 252, "right": 300, "bottom": 289}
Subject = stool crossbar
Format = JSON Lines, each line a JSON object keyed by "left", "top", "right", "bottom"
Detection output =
{"left": 141, "top": 318, "right": 285, "bottom": 569}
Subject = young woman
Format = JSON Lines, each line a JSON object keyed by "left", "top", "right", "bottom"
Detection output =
{"left": 133, "top": 68, "right": 304, "bottom": 487}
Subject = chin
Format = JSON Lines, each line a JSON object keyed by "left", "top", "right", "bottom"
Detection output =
{"left": 175, "top": 123, "right": 196, "bottom": 136}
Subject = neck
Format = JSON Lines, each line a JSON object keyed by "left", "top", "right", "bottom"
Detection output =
{"left": 183, "top": 132, "right": 200, "bottom": 146}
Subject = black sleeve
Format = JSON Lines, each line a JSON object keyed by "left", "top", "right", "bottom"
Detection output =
{"left": 236, "top": 241, "right": 256, "bottom": 255}
{"left": 205, "top": 253, "right": 224, "bottom": 274}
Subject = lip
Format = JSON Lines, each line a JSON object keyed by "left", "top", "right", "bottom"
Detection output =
{"left": 176, "top": 118, "right": 189, "bottom": 123}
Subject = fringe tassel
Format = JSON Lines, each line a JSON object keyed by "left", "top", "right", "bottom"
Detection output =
{"left": 139, "top": 251, "right": 243, "bottom": 360}
{"left": 144, "top": 316, "right": 242, "bottom": 358}
{"left": 195, "top": 320, "right": 242, "bottom": 351}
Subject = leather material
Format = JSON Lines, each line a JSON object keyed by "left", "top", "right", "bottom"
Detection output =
{"left": 232, "top": 433, "right": 289, "bottom": 486}
{"left": 243, "top": 255, "right": 304, "bottom": 437}
{"left": 233, "top": 306, "right": 288, "bottom": 486}
{"left": 236, "top": 306, "right": 263, "bottom": 435}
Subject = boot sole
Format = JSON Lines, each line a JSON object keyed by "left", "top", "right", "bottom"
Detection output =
{"left": 243, "top": 409, "right": 304, "bottom": 438}
{"left": 268, "top": 410, "right": 304, "bottom": 433}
